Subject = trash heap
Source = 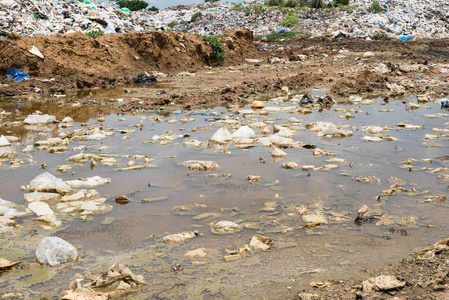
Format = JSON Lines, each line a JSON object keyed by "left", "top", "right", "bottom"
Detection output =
{"left": 0, "top": 0, "right": 155, "bottom": 36}
{"left": 0, "top": 0, "right": 449, "bottom": 38}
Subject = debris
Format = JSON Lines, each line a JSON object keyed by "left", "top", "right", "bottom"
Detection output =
{"left": 249, "top": 234, "right": 273, "bottom": 251}
{"left": 183, "top": 248, "right": 207, "bottom": 259}
{"left": 281, "top": 162, "right": 299, "bottom": 169}
{"left": 183, "top": 160, "right": 219, "bottom": 172}
{"left": 0, "top": 258, "right": 21, "bottom": 270}
{"left": 163, "top": 231, "right": 198, "bottom": 243}
{"left": 35, "top": 237, "right": 78, "bottom": 266}
{"left": 115, "top": 195, "right": 131, "bottom": 204}
{"left": 211, "top": 221, "right": 242, "bottom": 234}
{"left": 210, "top": 126, "right": 233, "bottom": 144}
{"left": 362, "top": 275, "right": 406, "bottom": 292}
{"left": 29, "top": 172, "right": 73, "bottom": 194}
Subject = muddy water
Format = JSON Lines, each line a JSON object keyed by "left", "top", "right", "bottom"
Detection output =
{"left": 0, "top": 92, "right": 448, "bottom": 299}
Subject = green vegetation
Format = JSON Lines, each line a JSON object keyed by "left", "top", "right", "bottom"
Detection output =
{"left": 203, "top": 35, "right": 225, "bottom": 61}
{"left": 335, "top": 0, "right": 350, "bottom": 5}
{"left": 204, "top": 0, "right": 219, "bottom": 2}
{"left": 265, "top": 0, "right": 283, "bottom": 6}
{"left": 309, "top": 0, "right": 323, "bottom": 8}
{"left": 374, "top": 30, "right": 389, "bottom": 40}
{"left": 191, "top": 11, "right": 203, "bottom": 22}
{"left": 245, "top": 4, "right": 265, "bottom": 16}
{"left": 180, "top": 20, "right": 187, "bottom": 25}
{"left": 338, "top": 4, "right": 358, "bottom": 13}
{"left": 116, "top": 0, "right": 148, "bottom": 11}
{"left": 231, "top": 4, "right": 245, "bottom": 11}
{"left": 86, "top": 29, "right": 102, "bottom": 39}
{"left": 254, "top": 31, "right": 310, "bottom": 41}
{"left": 167, "top": 21, "right": 178, "bottom": 29}
{"left": 281, "top": 13, "right": 298, "bottom": 26}
{"left": 148, "top": 6, "right": 158, "bottom": 11}
{"left": 367, "top": 0, "right": 382, "bottom": 13}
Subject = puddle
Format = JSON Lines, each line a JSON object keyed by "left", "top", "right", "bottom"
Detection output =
{"left": 0, "top": 92, "right": 448, "bottom": 298}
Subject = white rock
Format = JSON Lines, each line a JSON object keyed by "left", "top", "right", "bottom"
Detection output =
{"left": 24, "top": 192, "right": 61, "bottom": 203}
{"left": 65, "top": 176, "right": 111, "bottom": 188}
{"left": 0, "top": 147, "right": 18, "bottom": 158}
{"left": 28, "top": 202, "right": 54, "bottom": 216}
{"left": 232, "top": 125, "right": 256, "bottom": 139}
{"left": 183, "top": 161, "right": 219, "bottom": 172}
{"left": 35, "top": 237, "right": 78, "bottom": 266}
{"left": 210, "top": 126, "right": 233, "bottom": 144}
{"left": 30, "top": 172, "right": 73, "bottom": 194}
{"left": 0, "top": 135, "right": 11, "bottom": 147}
{"left": 211, "top": 221, "right": 242, "bottom": 234}
{"left": 24, "top": 114, "right": 56, "bottom": 125}
{"left": 249, "top": 234, "right": 273, "bottom": 251}
{"left": 61, "top": 117, "right": 74, "bottom": 123}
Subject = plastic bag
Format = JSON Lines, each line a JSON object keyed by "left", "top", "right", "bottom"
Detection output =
{"left": 6, "top": 68, "right": 30, "bottom": 81}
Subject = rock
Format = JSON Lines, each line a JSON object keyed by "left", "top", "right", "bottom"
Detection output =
{"left": 163, "top": 231, "right": 198, "bottom": 243}
{"left": 302, "top": 214, "right": 328, "bottom": 225}
{"left": 297, "top": 293, "right": 319, "bottom": 300}
{"left": 0, "top": 258, "right": 21, "bottom": 270}
{"left": 61, "top": 291, "right": 108, "bottom": 300}
{"left": 251, "top": 101, "right": 265, "bottom": 109}
{"left": 61, "top": 117, "right": 74, "bottom": 123}
{"left": 363, "top": 51, "right": 375, "bottom": 58}
{"left": 115, "top": 195, "right": 131, "bottom": 204}
{"left": 232, "top": 125, "right": 256, "bottom": 139}
{"left": 0, "top": 147, "right": 18, "bottom": 159}
{"left": 85, "top": 263, "right": 146, "bottom": 288}
{"left": 0, "top": 135, "right": 11, "bottom": 147}
{"left": 35, "top": 237, "right": 78, "bottom": 266}
{"left": 29, "top": 172, "right": 73, "bottom": 194}
{"left": 24, "top": 114, "right": 57, "bottom": 124}
{"left": 183, "top": 160, "right": 219, "bottom": 172}
{"left": 363, "top": 275, "right": 406, "bottom": 292}
{"left": 281, "top": 162, "right": 299, "bottom": 169}
{"left": 210, "top": 126, "right": 232, "bottom": 144}
{"left": 35, "top": 214, "right": 62, "bottom": 228}
{"left": 271, "top": 147, "right": 287, "bottom": 157}
{"left": 24, "top": 192, "right": 61, "bottom": 203}
{"left": 249, "top": 234, "right": 273, "bottom": 251}
{"left": 211, "top": 221, "right": 242, "bottom": 234}
{"left": 65, "top": 176, "right": 111, "bottom": 188}
{"left": 28, "top": 202, "right": 54, "bottom": 216}
{"left": 246, "top": 175, "right": 261, "bottom": 183}
{"left": 183, "top": 248, "right": 207, "bottom": 259}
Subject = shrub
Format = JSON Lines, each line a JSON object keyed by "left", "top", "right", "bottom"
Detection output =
{"left": 231, "top": 5, "right": 245, "bottom": 11}
{"left": 254, "top": 31, "right": 310, "bottom": 41}
{"left": 374, "top": 30, "right": 389, "bottom": 40}
{"left": 203, "top": 35, "right": 225, "bottom": 61}
{"left": 148, "top": 6, "right": 158, "bottom": 11}
{"left": 86, "top": 29, "right": 102, "bottom": 39}
{"left": 204, "top": 0, "right": 219, "bottom": 2}
{"left": 309, "top": 0, "right": 323, "bottom": 8}
{"left": 265, "top": 0, "right": 283, "bottom": 6}
{"left": 335, "top": 0, "right": 349, "bottom": 5}
{"left": 284, "top": 0, "right": 298, "bottom": 7}
{"left": 191, "top": 11, "right": 203, "bottom": 22}
{"left": 180, "top": 20, "right": 187, "bottom": 25}
{"left": 281, "top": 13, "right": 298, "bottom": 26}
{"left": 167, "top": 21, "right": 178, "bottom": 29}
{"left": 367, "top": 0, "right": 382, "bottom": 13}
{"left": 117, "top": 0, "right": 148, "bottom": 11}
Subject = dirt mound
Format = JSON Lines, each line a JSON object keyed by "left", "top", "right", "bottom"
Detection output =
{"left": 0, "top": 29, "right": 258, "bottom": 94}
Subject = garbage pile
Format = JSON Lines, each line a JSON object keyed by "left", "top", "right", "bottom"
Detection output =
{"left": 0, "top": 0, "right": 449, "bottom": 38}
{"left": 0, "top": 0, "right": 155, "bottom": 36}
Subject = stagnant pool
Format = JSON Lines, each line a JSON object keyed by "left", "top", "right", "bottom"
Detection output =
{"left": 0, "top": 91, "right": 448, "bottom": 299}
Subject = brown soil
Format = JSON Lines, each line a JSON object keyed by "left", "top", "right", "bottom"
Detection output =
{"left": 1, "top": 30, "right": 449, "bottom": 298}
{"left": 1, "top": 30, "right": 448, "bottom": 113}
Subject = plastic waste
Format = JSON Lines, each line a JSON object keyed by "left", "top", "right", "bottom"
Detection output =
{"left": 35, "top": 237, "right": 78, "bottom": 266}
{"left": 6, "top": 68, "right": 29, "bottom": 81}
{"left": 132, "top": 74, "right": 156, "bottom": 83}
{"left": 121, "top": 7, "right": 132, "bottom": 14}
{"left": 441, "top": 100, "right": 449, "bottom": 108}
{"left": 398, "top": 34, "right": 413, "bottom": 40}
{"left": 276, "top": 28, "right": 289, "bottom": 34}
{"left": 104, "top": 24, "right": 116, "bottom": 34}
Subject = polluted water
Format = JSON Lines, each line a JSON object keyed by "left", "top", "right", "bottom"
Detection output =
{"left": 0, "top": 89, "right": 448, "bottom": 299}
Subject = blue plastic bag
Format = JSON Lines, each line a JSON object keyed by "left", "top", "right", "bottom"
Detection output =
{"left": 6, "top": 68, "right": 30, "bottom": 81}
{"left": 276, "top": 28, "right": 289, "bottom": 34}
{"left": 398, "top": 34, "right": 413, "bottom": 41}
{"left": 441, "top": 100, "right": 449, "bottom": 108}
